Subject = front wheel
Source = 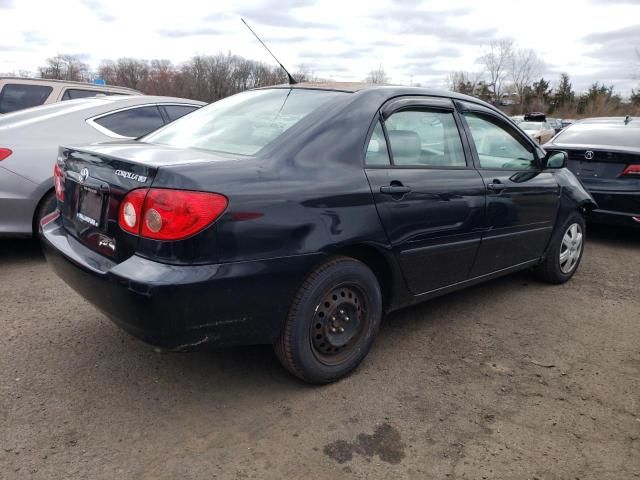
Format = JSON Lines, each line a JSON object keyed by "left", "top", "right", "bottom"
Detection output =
{"left": 534, "top": 212, "right": 586, "bottom": 284}
{"left": 274, "top": 256, "right": 383, "bottom": 384}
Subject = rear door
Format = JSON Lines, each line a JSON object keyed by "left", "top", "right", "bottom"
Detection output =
{"left": 458, "top": 103, "right": 560, "bottom": 276}
{"left": 364, "top": 97, "right": 486, "bottom": 295}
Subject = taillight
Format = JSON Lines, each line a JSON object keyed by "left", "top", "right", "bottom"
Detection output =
{"left": 118, "top": 189, "right": 147, "bottom": 235}
{"left": 621, "top": 164, "right": 640, "bottom": 177}
{"left": 40, "top": 210, "right": 60, "bottom": 227}
{"left": 53, "top": 163, "right": 64, "bottom": 201}
{"left": 118, "top": 188, "right": 228, "bottom": 241}
{"left": 0, "top": 148, "right": 11, "bottom": 161}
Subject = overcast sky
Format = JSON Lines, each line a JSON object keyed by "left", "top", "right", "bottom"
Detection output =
{"left": 1, "top": 0, "right": 639, "bottom": 94}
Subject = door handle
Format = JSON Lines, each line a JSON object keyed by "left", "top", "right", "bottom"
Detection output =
{"left": 487, "top": 181, "right": 506, "bottom": 192}
{"left": 380, "top": 185, "right": 411, "bottom": 195}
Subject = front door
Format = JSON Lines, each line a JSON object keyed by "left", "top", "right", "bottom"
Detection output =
{"left": 364, "top": 98, "right": 486, "bottom": 295}
{"left": 458, "top": 106, "right": 560, "bottom": 276}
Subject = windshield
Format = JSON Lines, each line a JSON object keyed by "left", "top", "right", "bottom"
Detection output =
{"left": 519, "top": 122, "right": 545, "bottom": 130}
{"left": 554, "top": 122, "right": 640, "bottom": 148}
{"left": 144, "top": 88, "right": 349, "bottom": 155}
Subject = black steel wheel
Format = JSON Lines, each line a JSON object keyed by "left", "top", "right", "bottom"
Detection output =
{"left": 310, "top": 284, "right": 369, "bottom": 365}
{"left": 274, "top": 256, "right": 382, "bottom": 384}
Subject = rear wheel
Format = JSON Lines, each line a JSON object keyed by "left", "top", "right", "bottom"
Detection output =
{"left": 534, "top": 212, "right": 585, "bottom": 284}
{"left": 33, "top": 190, "right": 57, "bottom": 235}
{"left": 274, "top": 256, "right": 382, "bottom": 384}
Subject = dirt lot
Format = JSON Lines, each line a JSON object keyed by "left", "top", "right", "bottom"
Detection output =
{"left": 1, "top": 225, "right": 638, "bottom": 479}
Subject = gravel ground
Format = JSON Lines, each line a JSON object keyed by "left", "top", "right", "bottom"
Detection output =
{"left": 1, "top": 225, "right": 638, "bottom": 479}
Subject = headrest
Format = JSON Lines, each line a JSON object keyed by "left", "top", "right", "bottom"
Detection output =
{"left": 388, "top": 130, "right": 421, "bottom": 164}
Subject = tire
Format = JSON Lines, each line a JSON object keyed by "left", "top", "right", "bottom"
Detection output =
{"left": 33, "top": 190, "right": 57, "bottom": 235}
{"left": 534, "top": 212, "right": 586, "bottom": 284}
{"left": 274, "top": 256, "right": 383, "bottom": 384}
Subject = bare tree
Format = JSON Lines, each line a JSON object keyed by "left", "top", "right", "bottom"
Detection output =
{"left": 38, "top": 54, "right": 89, "bottom": 82}
{"left": 365, "top": 64, "right": 390, "bottom": 84}
{"left": 479, "top": 39, "right": 514, "bottom": 103}
{"left": 510, "top": 48, "right": 542, "bottom": 105}
{"left": 447, "top": 70, "right": 482, "bottom": 95}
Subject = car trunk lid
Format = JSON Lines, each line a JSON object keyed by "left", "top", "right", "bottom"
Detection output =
{"left": 564, "top": 147, "right": 640, "bottom": 181}
{"left": 59, "top": 146, "right": 158, "bottom": 262}
{"left": 58, "top": 141, "right": 241, "bottom": 262}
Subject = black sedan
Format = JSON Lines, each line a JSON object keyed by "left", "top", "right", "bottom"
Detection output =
{"left": 41, "top": 84, "right": 596, "bottom": 384}
{"left": 544, "top": 116, "right": 639, "bottom": 228}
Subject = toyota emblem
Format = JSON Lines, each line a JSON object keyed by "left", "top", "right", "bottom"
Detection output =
{"left": 584, "top": 151, "right": 594, "bottom": 160}
{"left": 80, "top": 168, "right": 89, "bottom": 182}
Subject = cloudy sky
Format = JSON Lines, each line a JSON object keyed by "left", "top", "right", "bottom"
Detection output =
{"left": 1, "top": 0, "right": 639, "bottom": 95}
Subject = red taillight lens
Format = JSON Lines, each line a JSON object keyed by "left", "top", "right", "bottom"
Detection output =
{"left": 40, "top": 210, "right": 60, "bottom": 227}
{"left": 621, "top": 164, "right": 640, "bottom": 177}
{"left": 0, "top": 148, "right": 11, "bottom": 161}
{"left": 118, "top": 189, "right": 147, "bottom": 235}
{"left": 118, "top": 188, "right": 227, "bottom": 241}
{"left": 53, "top": 163, "right": 64, "bottom": 201}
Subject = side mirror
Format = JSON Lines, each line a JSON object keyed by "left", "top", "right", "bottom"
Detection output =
{"left": 544, "top": 151, "right": 567, "bottom": 169}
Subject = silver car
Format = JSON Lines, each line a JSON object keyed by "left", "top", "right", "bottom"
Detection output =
{"left": 0, "top": 95, "right": 204, "bottom": 237}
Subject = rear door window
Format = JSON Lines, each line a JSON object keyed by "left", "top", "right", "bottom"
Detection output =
{"left": 0, "top": 84, "right": 53, "bottom": 113}
{"left": 93, "top": 106, "right": 165, "bottom": 137}
{"left": 365, "top": 121, "right": 391, "bottom": 166}
{"left": 384, "top": 109, "right": 467, "bottom": 167}
{"left": 162, "top": 105, "right": 199, "bottom": 122}
{"left": 61, "top": 89, "right": 111, "bottom": 101}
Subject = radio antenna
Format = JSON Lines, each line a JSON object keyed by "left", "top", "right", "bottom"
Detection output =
{"left": 241, "top": 18, "right": 297, "bottom": 85}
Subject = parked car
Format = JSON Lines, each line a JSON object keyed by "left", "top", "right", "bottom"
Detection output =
{"left": 561, "top": 119, "right": 576, "bottom": 129}
{"left": 0, "top": 95, "right": 204, "bottom": 237}
{"left": 519, "top": 120, "right": 556, "bottom": 144}
{"left": 41, "top": 84, "right": 596, "bottom": 384}
{"left": 544, "top": 116, "right": 639, "bottom": 228}
{"left": 524, "top": 112, "right": 546, "bottom": 122}
{"left": 546, "top": 117, "right": 563, "bottom": 134}
{"left": 0, "top": 77, "right": 140, "bottom": 114}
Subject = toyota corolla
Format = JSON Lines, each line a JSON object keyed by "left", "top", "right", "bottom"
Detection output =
{"left": 41, "top": 84, "right": 596, "bottom": 384}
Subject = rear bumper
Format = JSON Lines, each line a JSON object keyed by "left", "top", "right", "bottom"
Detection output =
{"left": 41, "top": 217, "right": 322, "bottom": 349}
{"left": 587, "top": 189, "right": 640, "bottom": 229}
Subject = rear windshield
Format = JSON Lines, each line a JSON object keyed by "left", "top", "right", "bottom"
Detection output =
{"left": 554, "top": 123, "right": 640, "bottom": 148}
{"left": 143, "top": 88, "right": 348, "bottom": 155}
{"left": 0, "top": 84, "right": 53, "bottom": 113}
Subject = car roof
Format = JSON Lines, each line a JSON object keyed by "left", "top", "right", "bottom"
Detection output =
{"left": 262, "top": 82, "right": 499, "bottom": 108}
{"left": 0, "top": 76, "right": 141, "bottom": 93}
{"left": 576, "top": 116, "right": 638, "bottom": 126}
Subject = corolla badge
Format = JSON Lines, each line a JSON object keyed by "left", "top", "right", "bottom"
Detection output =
{"left": 80, "top": 168, "right": 89, "bottom": 182}
{"left": 115, "top": 169, "right": 148, "bottom": 183}
{"left": 584, "top": 151, "right": 594, "bottom": 160}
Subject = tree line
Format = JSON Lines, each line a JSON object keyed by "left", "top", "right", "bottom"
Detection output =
{"left": 36, "top": 53, "right": 314, "bottom": 103}
{"left": 447, "top": 39, "right": 640, "bottom": 117}
{"left": 26, "top": 48, "right": 640, "bottom": 116}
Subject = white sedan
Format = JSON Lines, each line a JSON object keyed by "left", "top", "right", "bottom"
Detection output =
{"left": 519, "top": 121, "right": 556, "bottom": 144}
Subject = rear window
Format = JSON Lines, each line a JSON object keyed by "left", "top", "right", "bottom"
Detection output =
{"left": 144, "top": 88, "right": 348, "bottom": 155}
{"left": 94, "top": 106, "right": 165, "bottom": 137}
{"left": 0, "top": 84, "right": 53, "bottom": 113}
{"left": 163, "top": 104, "right": 199, "bottom": 122}
{"left": 61, "top": 89, "right": 112, "bottom": 101}
{"left": 554, "top": 123, "right": 640, "bottom": 148}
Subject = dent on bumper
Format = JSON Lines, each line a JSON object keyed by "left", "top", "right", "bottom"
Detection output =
{"left": 41, "top": 218, "right": 322, "bottom": 349}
